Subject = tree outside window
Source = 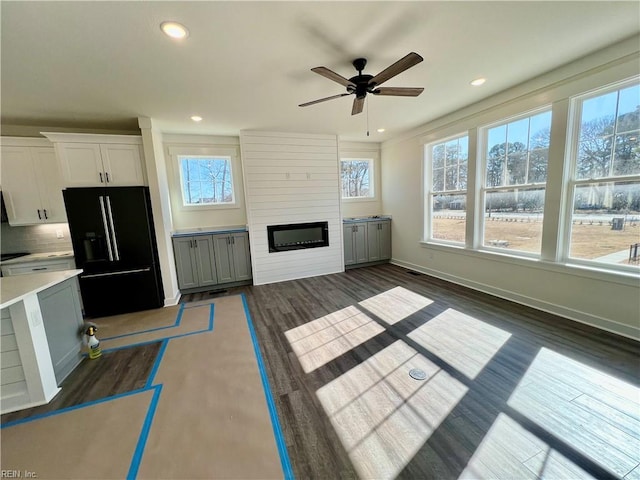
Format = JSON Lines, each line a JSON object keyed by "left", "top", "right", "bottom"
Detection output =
{"left": 429, "top": 135, "right": 468, "bottom": 243}
{"left": 482, "top": 110, "right": 552, "bottom": 254}
{"left": 179, "top": 156, "right": 235, "bottom": 205}
{"left": 568, "top": 81, "right": 640, "bottom": 269}
{"left": 341, "top": 158, "right": 373, "bottom": 198}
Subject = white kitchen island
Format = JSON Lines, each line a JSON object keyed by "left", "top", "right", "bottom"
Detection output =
{"left": 1, "top": 269, "right": 84, "bottom": 414}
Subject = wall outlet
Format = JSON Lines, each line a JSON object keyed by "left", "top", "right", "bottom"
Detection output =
{"left": 56, "top": 229, "right": 64, "bottom": 239}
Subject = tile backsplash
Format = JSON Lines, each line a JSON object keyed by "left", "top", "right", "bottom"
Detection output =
{"left": 1, "top": 223, "right": 73, "bottom": 254}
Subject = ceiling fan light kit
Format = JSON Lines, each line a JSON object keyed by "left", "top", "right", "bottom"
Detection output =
{"left": 300, "top": 52, "right": 425, "bottom": 115}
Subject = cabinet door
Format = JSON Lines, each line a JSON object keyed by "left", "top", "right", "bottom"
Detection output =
{"left": 194, "top": 236, "right": 217, "bottom": 287}
{"left": 99, "top": 144, "right": 145, "bottom": 186}
{"left": 353, "top": 223, "right": 368, "bottom": 263}
{"left": 38, "top": 277, "right": 84, "bottom": 385}
{"left": 32, "top": 148, "right": 67, "bottom": 223}
{"left": 378, "top": 221, "right": 391, "bottom": 260}
{"left": 1, "top": 146, "right": 42, "bottom": 224}
{"left": 366, "top": 221, "right": 392, "bottom": 261}
{"left": 173, "top": 237, "right": 198, "bottom": 290}
{"left": 57, "top": 143, "right": 104, "bottom": 186}
{"left": 212, "top": 235, "right": 235, "bottom": 284}
{"left": 343, "top": 224, "right": 356, "bottom": 265}
{"left": 230, "top": 232, "right": 252, "bottom": 281}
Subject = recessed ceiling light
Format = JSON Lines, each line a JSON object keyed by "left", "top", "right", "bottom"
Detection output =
{"left": 191, "top": 115, "right": 203, "bottom": 122}
{"left": 161, "top": 21, "right": 189, "bottom": 39}
{"left": 470, "top": 77, "right": 486, "bottom": 86}
{"left": 377, "top": 128, "right": 385, "bottom": 133}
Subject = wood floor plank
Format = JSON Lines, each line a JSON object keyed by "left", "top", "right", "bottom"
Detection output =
{"left": 197, "top": 263, "right": 639, "bottom": 480}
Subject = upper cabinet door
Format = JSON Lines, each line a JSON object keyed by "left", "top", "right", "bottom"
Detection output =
{"left": 1, "top": 146, "right": 42, "bottom": 224}
{"left": 47, "top": 134, "right": 146, "bottom": 188}
{"left": 32, "top": 147, "right": 67, "bottom": 223}
{"left": 1, "top": 145, "right": 67, "bottom": 225}
{"left": 57, "top": 143, "right": 105, "bottom": 187}
{"left": 99, "top": 144, "right": 145, "bottom": 186}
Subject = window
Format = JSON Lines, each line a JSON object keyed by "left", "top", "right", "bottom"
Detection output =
{"left": 427, "top": 135, "right": 468, "bottom": 243}
{"left": 567, "top": 80, "right": 640, "bottom": 269}
{"left": 341, "top": 158, "right": 374, "bottom": 199}
{"left": 178, "top": 155, "right": 235, "bottom": 206}
{"left": 481, "top": 109, "right": 552, "bottom": 254}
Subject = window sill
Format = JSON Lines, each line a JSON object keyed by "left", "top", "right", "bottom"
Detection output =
{"left": 419, "top": 240, "right": 639, "bottom": 287}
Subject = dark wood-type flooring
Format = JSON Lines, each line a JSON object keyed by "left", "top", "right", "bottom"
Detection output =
{"left": 217, "top": 263, "right": 640, "bottom": 480}
{"left": 2, "top": 342, "right": 161, "bottom": 425}
{"left": 4, "top": 264, "right": 638, "bottom": 479}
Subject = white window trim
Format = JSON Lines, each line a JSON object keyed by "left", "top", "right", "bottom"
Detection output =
{"left": 168, "top": 145, "right": 242, "bottom": 211}
{"left": 478, "top": 105, "right": 553, "bottom": 256}
{"left": 560, "top": 76, "right": 640, "bottom": 274}
{"left": 340, "top": 157, "right": 376, "bottom": 201}
{"left": 425, "top": 133, "right": 469, "bottom": 245}
{"left": 178, "top": 154, "right": 235, "bottom": 206}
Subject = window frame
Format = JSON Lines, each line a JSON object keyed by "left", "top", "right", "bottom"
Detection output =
{"left": 479, "top": 106, "right": 553, "bottom": 257}
{"left": 340, "top": 157, "right": 375, "bottom": 201}
{"left": 168, "top": 145, "right": 241, "bottom": 212}
{"left": 425, "top": 133, "right": 469, "bottom": 245}
{"left": 562, "top": 77, "right": 640, "bottom": 272}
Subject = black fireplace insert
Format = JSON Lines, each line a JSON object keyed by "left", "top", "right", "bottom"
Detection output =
{"left": 267, "top": 221, "right": 329, "bottom": 252}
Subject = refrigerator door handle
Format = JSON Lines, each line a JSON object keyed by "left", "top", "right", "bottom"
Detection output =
{"left": 82, "top": 267, "right": 151, "bottom": 279}
{"left": 99, "top": 196, "right": 114, "bottom": 261}
{"left": 105, "top": 196, "right": 120, "bottom": 261}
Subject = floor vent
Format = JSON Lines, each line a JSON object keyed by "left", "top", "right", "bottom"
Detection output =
{"left": 409, "top": 368, "right": 428, "bottom": 380}
{"left": 407, "top": 271, "right": 422, "bottom": 276}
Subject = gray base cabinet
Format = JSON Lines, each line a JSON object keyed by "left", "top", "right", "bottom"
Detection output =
{"left": 37, "top": 277, "right": 84, "bottom": 385}
{"left": 173, "top": 236, "right": 217, "bottom": 290}
{"left": 344, "top": 220, "right": 391, "bottom": 267}
{"left": 367, "top": 221, "right": 391, "bottom": 262}
{"left": 344, "top": 223, "right": 368, "bottom": 266}
{"left": 173, "top": 231, "right": 252, "bottom": 292}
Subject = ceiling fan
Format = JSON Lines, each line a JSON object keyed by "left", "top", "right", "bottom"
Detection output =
{"left": 299, "top": 52, "right": 424, "bottom": 115}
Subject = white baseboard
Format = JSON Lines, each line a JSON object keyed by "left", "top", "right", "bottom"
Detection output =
{"left": 391, "top": 259, "right": 640, "bottom": 341}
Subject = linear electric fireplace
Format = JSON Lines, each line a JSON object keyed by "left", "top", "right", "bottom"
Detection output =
{"left": 267, "top": 221, "right": 329, "bottom": 252}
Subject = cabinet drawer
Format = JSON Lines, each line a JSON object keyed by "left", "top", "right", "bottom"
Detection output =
{"left": 1, "top": 259, "right": 74, "bottom": 276}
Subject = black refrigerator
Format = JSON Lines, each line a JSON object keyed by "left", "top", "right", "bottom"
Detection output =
{"left": 63, "top": 186, "right": 164, "bottom": 317}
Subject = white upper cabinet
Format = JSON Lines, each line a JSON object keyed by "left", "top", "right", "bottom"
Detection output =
{"left": 1, "top": 138, "right": 67, "bottom": 225}
{"left": 42, "top": 133, "right": 146, "bottom": 187}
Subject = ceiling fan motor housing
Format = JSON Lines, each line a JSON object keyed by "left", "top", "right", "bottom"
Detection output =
{"left": 348, "top": 74, "right": 374, "bottom": 98}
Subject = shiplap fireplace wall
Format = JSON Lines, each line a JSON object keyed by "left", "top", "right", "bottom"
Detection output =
{"left": 240, "top": 131, "right": 343, "bottom": 285}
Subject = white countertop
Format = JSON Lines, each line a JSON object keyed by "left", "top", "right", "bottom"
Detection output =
{"left": 172, "top": 225, "right": 248, "bottom": 237}
{"left": 0, "top": 269, "right": 83, "bottom": 309}
{"left": 1, "top": 250, "right": 74, "bottom": 265}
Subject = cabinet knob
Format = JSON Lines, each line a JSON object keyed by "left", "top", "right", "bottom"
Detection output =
{"left": 99, "top": 172, "right": 104, "bottom": 183}
{"left": 37, "top": 209, "right": 42, "bottom": 220}
{"left": 43, "top": 209, "right": 48, "bottom": 220}
{"left": 105, "top": 172, "right": 110, "bottom": 183}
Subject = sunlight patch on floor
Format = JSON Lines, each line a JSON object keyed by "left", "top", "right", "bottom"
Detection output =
{"left": 316, "top": 340, "right": 468, "bottom": 479}
{"left": 508, "top": 347, "right": 640, "bottom": 478}
{"left": 459, "top": 413, "right": 596, "bottom": 479}
{"left": 284, "top": 306, "right": 385, "bottom": 373}
{"left": 408, "top": 308, "right": 511, "bottom": 379}
{"left": 358, "top": 286, "right": 433, "bottom": 325}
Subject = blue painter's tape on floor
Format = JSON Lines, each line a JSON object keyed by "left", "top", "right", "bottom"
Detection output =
{"left": 241, "top": 293, "right": 295, "bottom": 480}
{"left": 127, "top": 384, "right": 163, "bottom": 480}
{"left": 102, "top": 303, "right": 185, "bottom": 341}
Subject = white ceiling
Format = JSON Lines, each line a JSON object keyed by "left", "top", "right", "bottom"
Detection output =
{"left": 2, "top": 1, "right": 639, "bottom": 142}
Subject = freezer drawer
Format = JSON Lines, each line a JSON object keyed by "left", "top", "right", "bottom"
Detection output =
{"left": 79, "top": 267, "right": 163, "bottom": 317}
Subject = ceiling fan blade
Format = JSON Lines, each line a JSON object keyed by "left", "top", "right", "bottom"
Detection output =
{"left": 352, "top": 96, "right": 365, "bottom": 115}
{"left": 368, "top": 52, "right": 423, "bottom": 87}
{"left": 372, "top": 87, "right": 424, "bottom": 97}
{"left": 311, "top": 66, "right": 356, "bottom": 87}
{"left": 299, "top": 93, "right": 351, "bottom": 107}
